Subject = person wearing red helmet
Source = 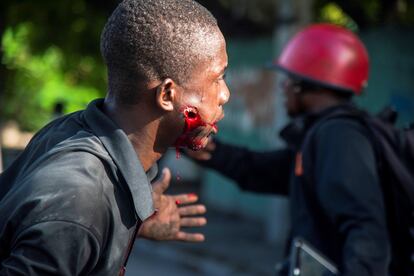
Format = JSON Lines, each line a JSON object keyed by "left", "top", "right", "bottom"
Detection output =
{"left": 188, "top": 24, "right": 392, "bottom": 275}
{"left": 274, "top": 23, "right": 369, "bottom": 117}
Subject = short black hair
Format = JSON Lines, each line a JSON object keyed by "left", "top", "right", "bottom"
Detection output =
{"left": 101, "top": 0, "right": 221, "bottom": 104}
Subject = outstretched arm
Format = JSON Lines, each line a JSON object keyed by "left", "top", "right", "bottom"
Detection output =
{"left": 138, "top": 168, "right": 207, "bottom": 242}
{"left": 186, "top": 138, "right": 294, "bottom": 195}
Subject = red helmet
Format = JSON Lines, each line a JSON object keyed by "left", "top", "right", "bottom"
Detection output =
{"left": 273, "top": 23, "right": 369, "bottom": 95}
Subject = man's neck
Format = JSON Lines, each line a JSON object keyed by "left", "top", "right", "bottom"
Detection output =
{"left": 103, "top": 98, "right": 163, "bottom": 171}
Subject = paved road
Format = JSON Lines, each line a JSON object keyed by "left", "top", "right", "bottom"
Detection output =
{"left": 126, "top": 211, "right": 285, "bottom": 276}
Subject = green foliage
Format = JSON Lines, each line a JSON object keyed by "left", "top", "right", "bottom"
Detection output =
{"left": 2, "top": 23, "right": 104, "bottom": 131}
{"left": 318, "top": 3, "right": 359, "bottom": 31}
{"left": 0, "top": 0, "right": 115, "bottom": 131}
{"left": 315, "top": 0, "right": 414, "bottom": 28}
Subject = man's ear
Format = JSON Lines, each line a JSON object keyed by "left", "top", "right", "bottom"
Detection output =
{"left": 156, "top": 78, "right": 177, "bottom": 111}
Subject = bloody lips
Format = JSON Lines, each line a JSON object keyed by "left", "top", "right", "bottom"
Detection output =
{"left": 174, "top": 106, "right": 218, "bottom": 158}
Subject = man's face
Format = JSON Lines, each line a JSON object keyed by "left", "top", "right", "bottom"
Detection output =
{"left": 175, "top": 36, "right": 230, "bottom": 150}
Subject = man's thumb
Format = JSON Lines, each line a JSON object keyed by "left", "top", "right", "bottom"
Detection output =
{"left": 153, "top": 167, "right": 171, "bottom": 194}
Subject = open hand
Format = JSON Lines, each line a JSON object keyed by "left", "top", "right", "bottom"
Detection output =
{"left": 138, "top": 168, "right": 207, "bottom": 242}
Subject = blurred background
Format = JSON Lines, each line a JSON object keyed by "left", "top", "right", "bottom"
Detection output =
{"left": 1, "top": 0, "right": 414, "bottom": 275}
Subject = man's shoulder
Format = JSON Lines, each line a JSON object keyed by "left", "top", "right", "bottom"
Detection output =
{"left": 3, "top": 150, "right": 116, "bottom": 241}
{"left": 301, "top": 111, "right": 374, "bottom": 155}
{"left": 311, "top": 112, "right": 370, "bottom": 141}
{"left": 15, "top": 110, "right": 101, "bottom": 166}
{"left": 304, "top": 113, "right": 375, "bottom": 158}
{"left": 29, "top": 148, "right": 115, "bottom": 191}
{"left": 30, "top": 110, "right": 86, "bottom": 143}
{"left": 25, "top": 111, "right": 114, "bottom": 178}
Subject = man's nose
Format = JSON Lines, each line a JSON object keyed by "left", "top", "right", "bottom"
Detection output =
{"left": 219, "top": 85, "right": 230, "bottom": 106}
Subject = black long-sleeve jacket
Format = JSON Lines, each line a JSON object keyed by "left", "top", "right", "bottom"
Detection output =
{"left": 0, "top": 99, "right": 156, "bottom": 275}
{"left": 200, "top": 105, "right": 391, "bottom": 276}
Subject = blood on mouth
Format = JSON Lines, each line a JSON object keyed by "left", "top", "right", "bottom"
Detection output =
{"left": 174, "top": 106, "right": 217, "bottom": 159}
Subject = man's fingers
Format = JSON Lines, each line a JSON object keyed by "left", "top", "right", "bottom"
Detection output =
{"left": 172, "top": 193, "right": 198, "bottom": 205}
{"left": 180, "top": 217, "right": 207, "bottom": 227}
{"left": 152, "top": 168, "right": 171, "bottom": 194}
{"left": 176, "top": 231, "right": 205, "bottom": 242}
{"left": 178, "top": 204, "right": 206, "bottom": 216}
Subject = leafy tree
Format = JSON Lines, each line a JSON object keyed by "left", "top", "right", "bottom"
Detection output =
{"left": 315, "top": 0, "right": 414, "bottom": 28}
{"left": 0, "top": 0, "right": 117, "bottom": 131}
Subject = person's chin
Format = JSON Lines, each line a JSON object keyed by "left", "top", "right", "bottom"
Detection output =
{"left": 187, "top": 136, "right": 209, "bottom": 151}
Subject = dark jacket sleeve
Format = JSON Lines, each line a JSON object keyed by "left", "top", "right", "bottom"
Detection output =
{"left": 312, "top": 119, "right": 390, "bottom": 276}
{"left": 0, "top": 221, "right": 100, "bottom": 276}
{"left": 199, "top": 140, "right": 294, "bottom": 195}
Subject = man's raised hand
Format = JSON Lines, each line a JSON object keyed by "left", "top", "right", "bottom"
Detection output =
{"left": 138, "top": 168, "right": 207, "bottom": 242}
